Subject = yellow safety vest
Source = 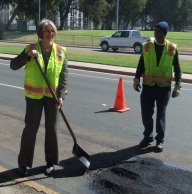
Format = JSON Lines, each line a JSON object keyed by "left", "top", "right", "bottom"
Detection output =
{"left": 24, "top": 42, "right": 66, "bottom": 99}
{"left": 143, "top": 40, "right": 176, "bottom": 87}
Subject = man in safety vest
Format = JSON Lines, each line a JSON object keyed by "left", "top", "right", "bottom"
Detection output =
{"left": 133, "top": 21, "right": 181, "bottom": 152}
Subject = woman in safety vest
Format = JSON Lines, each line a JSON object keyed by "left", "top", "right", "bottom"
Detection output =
{"left": 133, "top": 21, "right": 181, "bottom": 152}
{"left": 10, "top": 19, "right": 68, "bottom": 176}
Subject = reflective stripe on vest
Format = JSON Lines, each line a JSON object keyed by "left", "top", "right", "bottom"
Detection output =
{"left": 142, "top": 40, "right": 176, "bottom": 87}
{"left": 24, "top": 42, "right": 65, "bottom": 99}
{"left": 143, "top": 75, "right": 173, "bottom": 85}
{"left": 24, "top": 84, "right": 58, "bottom": 95}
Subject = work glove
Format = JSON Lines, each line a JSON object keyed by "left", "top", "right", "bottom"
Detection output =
{"left": 133, "top": 78, "right": 141, "bottom": 92}
{"left": 172, "top": 85, "right": 181, "bottom": 98}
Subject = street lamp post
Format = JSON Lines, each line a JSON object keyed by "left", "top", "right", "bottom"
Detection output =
{"left": 116, "top": 0, "right": 119, "bottom": 30}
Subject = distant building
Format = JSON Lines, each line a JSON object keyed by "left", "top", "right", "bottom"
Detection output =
{"left": 67, "top": 3, "right": 83, "bottom": 30}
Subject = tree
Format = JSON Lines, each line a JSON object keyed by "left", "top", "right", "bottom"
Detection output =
{"left": 1, "top": 0, "right": 192, "bottom": 31}
{"left": 23, "top": 0, "right": 59, "bottom": 28}
{"left": 171, "top": 0, "right": 192, "bottom": 31}
{"left": 58, "top": 0, "right": 73, "bottom": 30}
{"left": 79, "top": 0, "right": 146, "bottom": 30}
{"left": 79, "top": 0, "right": 115, "bottom": 29}
{"left": 0, "top": 0, "right": 60, "bottom": 30}
{"left": 118, "top": 0, "right": 146, "bottom": 29}
{"left": 146, "top": 0, "right": 192, "bottom": 31}
{"left": 100, "top": 0, "right": 116, "bottom": 30}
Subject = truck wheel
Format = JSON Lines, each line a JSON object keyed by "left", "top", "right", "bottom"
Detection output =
{"left": 134, "top": 43, "right": 142, "bottom": 54}
{"left": 101, "top": 42, "right": 109, "bottom": 51}
{"left": 112, "top": 48, "right": 119, "bottom": 52}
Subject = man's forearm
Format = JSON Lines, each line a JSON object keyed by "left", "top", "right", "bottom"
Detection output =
{"left": 173, "top": 51, "right": 182, "bottom": 85}
{"left": 135, "top": 55, "right": 145, "bottom": 80}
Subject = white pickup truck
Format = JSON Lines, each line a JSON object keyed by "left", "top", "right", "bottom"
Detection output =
{"left": 99, "top": 30, "right": 153, "bottom": 54}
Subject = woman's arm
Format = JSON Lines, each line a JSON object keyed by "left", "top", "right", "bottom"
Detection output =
{"left": 57, "top": 58, "right": 68, "bottom": 100}
{"left": 10, "top": 49, "right": 30, "bottom": 70}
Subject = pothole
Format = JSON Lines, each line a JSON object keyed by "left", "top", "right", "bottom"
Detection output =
{"left": 91, "top": 157, "right": 192, "bottom": 194}
{"left": 95, "top": 179, "right": 127, "bottom": 193}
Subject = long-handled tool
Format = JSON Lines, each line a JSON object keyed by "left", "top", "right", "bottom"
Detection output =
{"left": 34, "top": 57, "right": 90, "bottom": 169}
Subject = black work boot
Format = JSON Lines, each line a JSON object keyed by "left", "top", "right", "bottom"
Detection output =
{"left": 18, "top": 165, "right": 30, "bottom": 177}
{"left": 45, "top": 163, "right": 54, "bottom": 176}
{"left": 155, "top": 142, "right": 163, "bottom": 152}
{"left": 139, "top": 138, "right": 153, "bottom": 148}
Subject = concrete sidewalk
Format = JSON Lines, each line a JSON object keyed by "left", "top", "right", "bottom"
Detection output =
{"left": 0, "top": 53, "right": 192, "bottom": 84}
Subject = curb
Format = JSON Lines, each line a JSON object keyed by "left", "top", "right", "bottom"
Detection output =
{"left": 68, "top": 64, "right": 135, "bottom": 77}
{"left": 0, "top": 56, "right": 14, "bottom": 60}
{"left": 1, "top": 55, "right": 192, "bottom": 84}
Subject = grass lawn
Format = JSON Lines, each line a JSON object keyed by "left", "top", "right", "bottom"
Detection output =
{"left": 2, "top": 30, "right": 192, "bottom": 52}
{"left": 0, "top": 44, "right": 191, "bottom": 74}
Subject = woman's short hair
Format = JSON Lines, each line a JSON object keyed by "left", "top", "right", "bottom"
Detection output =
{"left": 37, "top": 19, "right": 57, "bottom": 39}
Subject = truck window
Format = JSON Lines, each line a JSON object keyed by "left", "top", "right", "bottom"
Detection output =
{"left": 112, "top": 31, "right": 121, "bottom": 37}
{"left": 132, "top": 31, "right": 141, "bottom": 37}
{"left": 120, "top": 31, "right": 129, "bottom": 37}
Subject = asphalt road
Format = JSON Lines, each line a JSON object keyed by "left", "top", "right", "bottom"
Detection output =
{"left": 1, "top": 59, "right": 192, "bottom": 193}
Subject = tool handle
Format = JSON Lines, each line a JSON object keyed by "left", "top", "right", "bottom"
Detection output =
{"left": 58, "top": 108, "right": 77, "bottom": 143}
{"left": 34, "top": 57, "right": 77, "bottom": 143}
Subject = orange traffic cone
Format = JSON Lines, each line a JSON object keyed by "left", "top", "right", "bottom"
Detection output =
{"left": 112, "top": 77, "right": 130, "bottom": 112}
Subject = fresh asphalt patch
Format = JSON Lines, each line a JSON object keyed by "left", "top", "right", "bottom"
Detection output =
{"left": 91, "top": 156, "right": 192, "bottom": 194}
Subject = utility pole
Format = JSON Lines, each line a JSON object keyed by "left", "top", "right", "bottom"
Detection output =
{"left": 116, "top": 0, "right": 119, "bottom": 30}
{"left": 39, "top": 0, "right": 41, "bottom": 24}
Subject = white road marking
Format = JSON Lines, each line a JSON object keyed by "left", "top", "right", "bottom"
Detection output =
{"left": 0, "top": 67, "right": 192, "bottom": 91}
{"left": 0, "top": 62, "right": 9, "bottom": 65}
{"left": 0, "top": 83, "right": 23, "bottom": 90}
{"left": 69, "top": 71, "right": 192, "bottom": 90}
{"left": 70, "top": 72, "right": 125, "bottom": 82}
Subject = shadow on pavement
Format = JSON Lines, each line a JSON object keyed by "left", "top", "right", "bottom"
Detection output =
{"left": 0, "top": 145, "right": 156, "bottom": 182}
{"left": 56, "top": 144, "right": 156, "bottom": 178}
{"left": 94, "top": 108, "right": 118, "bottom": 113}
{"left": 0, "top": 166, "right": 47, "bottom": 186}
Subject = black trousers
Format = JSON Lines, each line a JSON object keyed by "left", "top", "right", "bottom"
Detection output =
{"left": 140, "top": 85, "right": 171, "bottom": 143}
{"left": 18, "top": 96, "right": 59, "bottom": 167}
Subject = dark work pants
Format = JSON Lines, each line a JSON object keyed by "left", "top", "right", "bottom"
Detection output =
{"left": 140, "top": 85, "right": 171, "bottom": 143}
{"left": 18, "top": 96, "right": 58, "bottom": 168}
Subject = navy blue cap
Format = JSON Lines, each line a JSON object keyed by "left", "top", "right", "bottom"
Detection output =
{"left": 155, "top": 21, "right": 169, "bottom": 36}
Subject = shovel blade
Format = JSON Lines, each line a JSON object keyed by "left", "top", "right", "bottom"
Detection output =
{"left": 72, "top": 143, "right": 90, "bottom": 169}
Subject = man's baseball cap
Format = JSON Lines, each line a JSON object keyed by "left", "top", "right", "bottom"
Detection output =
{"left": 155, "top": 21, "right": 169, "bottom": 36}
